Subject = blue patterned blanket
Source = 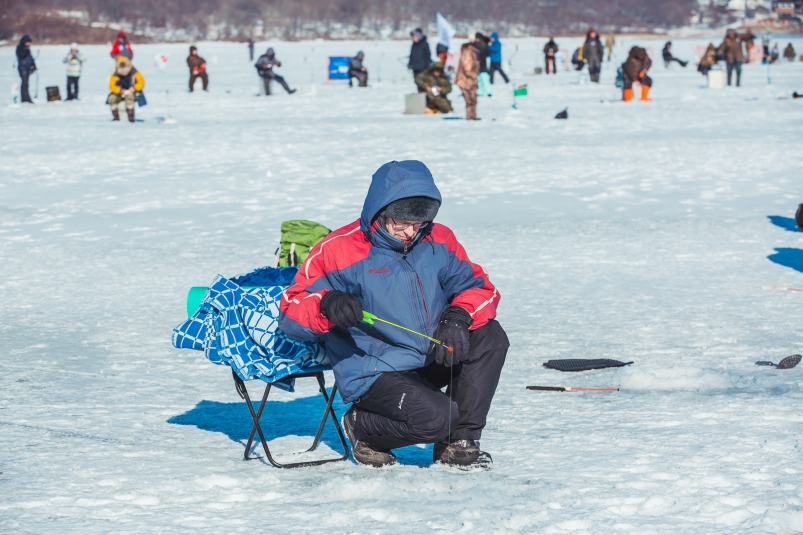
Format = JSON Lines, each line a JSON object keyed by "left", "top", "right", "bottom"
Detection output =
{"left": 172, "top": 273, "right": 327, "bottom": 391}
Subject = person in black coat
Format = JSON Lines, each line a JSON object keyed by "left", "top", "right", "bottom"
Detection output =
{"left": 662, "top": 42, "right": 688, "bottom": 68}
{"left": 16, "top": 35, "right": 36, "bottom": 104}
{"left": 349, "top": 51, "right": 368, "bottom": 87}
{"left": 408, "top": 28, "right": 432, "bottom": 89}
{"left": 473, "top": 32, "right": 490, "bottom": 74}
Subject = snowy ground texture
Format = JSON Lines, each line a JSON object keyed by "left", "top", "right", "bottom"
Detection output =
{"left": 2, "top": 36, "right": 803, "bottom": 534}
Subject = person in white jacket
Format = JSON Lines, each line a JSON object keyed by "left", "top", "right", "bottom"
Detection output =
{"left": 63, "top": 43, "right": 87, "bottom": 100}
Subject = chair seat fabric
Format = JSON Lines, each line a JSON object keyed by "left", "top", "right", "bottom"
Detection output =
{"left": 173, "top": 274, "right": 327, "bottom": 391}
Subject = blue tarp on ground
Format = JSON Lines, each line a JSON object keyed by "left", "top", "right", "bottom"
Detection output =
{"left": 172, "top": 271, "right": 326, "bottom": 391}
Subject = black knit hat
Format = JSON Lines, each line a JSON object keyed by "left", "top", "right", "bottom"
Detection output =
{"left": 796, "top": 203, "right": 803, "bottom": 231}
{"left": 383, "top": 196, "right": 440, "bottom": 222}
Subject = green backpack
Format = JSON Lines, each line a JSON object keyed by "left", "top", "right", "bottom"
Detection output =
{"left": 275, "top": 220, "right": 331, "bottom": 267}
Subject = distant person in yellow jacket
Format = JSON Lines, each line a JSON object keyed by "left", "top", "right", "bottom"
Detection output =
{"left": 108, "top": 56, "right": 145, "bottom": 122}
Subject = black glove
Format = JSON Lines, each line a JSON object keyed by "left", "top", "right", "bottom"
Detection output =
{"left": 320, "top": 291, "right": 363, "bottom": 330}
{"left": 430, "top": 306, "right": 472, "bottom": 367}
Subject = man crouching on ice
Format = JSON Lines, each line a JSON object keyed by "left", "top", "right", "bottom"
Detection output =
{"left": 279, "top": 160, "right": 508, "bottom": 469}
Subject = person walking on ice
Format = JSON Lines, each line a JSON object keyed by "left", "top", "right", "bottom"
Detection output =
{"left": 108, "top": 56, "right": 145, "bottom": 122}
{"left": 279, "top": 160, "right": 508, "bottom": 469}
{"left": 63, "top": 43, "right": 86, "bottom": 100}
{"left": 488, "top": 32, "right": 509, "bottom": 84}
{"left": 255, "top": 47, "right": 296, "bottom": 95}
{"left": 187, "top": 46, "right": 208, "bottom": 92}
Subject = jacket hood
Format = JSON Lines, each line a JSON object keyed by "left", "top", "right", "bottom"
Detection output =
{"left": 360, "top": 161, "right": 442, "bottom": 236}
{"left": 116, "top": 30, "right": 127, "bottom": 40}
{"left": 491, "top": 32, "right": 499, "bottom": 40}
{"left": 266, "top": 47, "right": 275, "bottom": 56}
{"left": 19, "top": 35, "right": 32, "bottom": 46}
{"left": 356, "top": 51, "right": 364, "bottom": 59}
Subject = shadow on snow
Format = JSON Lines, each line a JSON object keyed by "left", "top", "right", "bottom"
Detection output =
{"left": 767, "top": 215, "right": 801, "bottom": 233}
{"left": 768, "top": 247, "right": 803, "bottom": 274}
{"left": 167, "top": 387, "right": 433, "bottom": 467}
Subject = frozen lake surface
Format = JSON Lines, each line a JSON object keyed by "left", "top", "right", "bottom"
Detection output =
{"left": 1, "top": 36, "right": 803, "bottom": 533}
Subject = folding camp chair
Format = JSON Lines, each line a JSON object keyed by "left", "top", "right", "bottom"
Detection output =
{"left": 231, "top": 366, "right": 350, "bottom": 468}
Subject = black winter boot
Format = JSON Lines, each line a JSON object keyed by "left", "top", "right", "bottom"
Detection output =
{"left": 342, "top": 406, "right": 397, "bottom": 468}
{"left": 736, "top": 73, "right": 741, "bottom": 87}
{"left": 433, "top": 439, "right": 493, "bottom": 470}
{"left": 112, "top": 108, "right": 120, "bottom": 121}
{"left": 127, "top": 108, "right": 135, "bottom": 123}
{"left": 279, "top": 79, "right": 297, "bottom": 94}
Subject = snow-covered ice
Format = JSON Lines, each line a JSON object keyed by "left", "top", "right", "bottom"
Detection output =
{"left": 1, "top": 36, "right": 803, "bottom": 533}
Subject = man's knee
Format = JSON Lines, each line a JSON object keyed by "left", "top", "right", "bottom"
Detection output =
{"left": 408, "top": 399, "right": 458, "bottom": 442}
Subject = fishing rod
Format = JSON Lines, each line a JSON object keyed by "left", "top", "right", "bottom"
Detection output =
{"left": 362, "top": 311, "right": 452, "bottom": 352}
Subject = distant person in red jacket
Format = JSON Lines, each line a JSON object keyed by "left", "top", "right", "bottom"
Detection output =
{"left": 110, "top": 31, "right": 133, "bottom": 60}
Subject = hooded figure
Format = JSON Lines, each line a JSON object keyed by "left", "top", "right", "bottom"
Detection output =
{"left": 488, "top": 32, "right": 509, "bottom": 84}
{"left": 621, "top": 46, "right": 652, "bottom": 102}
{"left": 110, "top": 30, "right": 133, "bottom": 59}
{"left": 280, "top": 160, "right": 507, "bottom": 469}
{"left": 16, "top": 35, "right": 36, "bottom": 103}
{"left": 63, "top": 42, "right": 87, "bottom": 100}
{"left": 544, "top": 38, "right": 559, "bottom": 74}
{"left": 415, "top": 62, "right": 452, "bottom": 113}
{"left": 408, "top": 28, "right": 433, "bottom": 83}
{"left": 474, "top": 33, "right": 493, "bottom": 96}
{"left": 582, "top": 29, "right": 604, "bottom": 82}
{"left": 187, "top": 45, "right": 208, "bottom": 92}
{"left": 348, "top": 51, "right": 368, "bottom": 87}
{"left": 108, "top": 56, "right": 145, "bottom": 122}
{"left": 255, "top": 47, "right": 295, "bottom": 95}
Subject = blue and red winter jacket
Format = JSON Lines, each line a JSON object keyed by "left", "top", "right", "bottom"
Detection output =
{"left": 278, "top": 161, "right": 500, "bottom": 403}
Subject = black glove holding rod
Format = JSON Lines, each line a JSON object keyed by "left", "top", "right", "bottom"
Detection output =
{"left": 431, "top": 306, "right": 472, "bottom": 367}
{"left": 320, "top": 291, "right": 363, "bottom": 329}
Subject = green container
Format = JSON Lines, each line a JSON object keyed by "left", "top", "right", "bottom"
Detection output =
{"left": 514, "top": 85, "right": 528, "bottom": 97}
{"left": 186, "top": 286, "right": 260, "bottom": 317}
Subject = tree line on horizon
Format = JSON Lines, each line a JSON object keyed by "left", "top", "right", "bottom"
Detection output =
{"left": 3, "top": 0, "right": 699, "bottom": 43}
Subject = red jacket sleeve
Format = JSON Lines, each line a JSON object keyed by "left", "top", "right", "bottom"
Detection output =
{"left": 432, "top": 225, "right": 500, "bottom": 329}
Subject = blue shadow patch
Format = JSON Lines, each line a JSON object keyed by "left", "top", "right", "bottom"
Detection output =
{"left": 768, "top": 248, "right": 803, "bottom": 274}
{"left": 168, "top": 388, "right": 433, "bottom": 467}
{"left": 767, "top": 216, "right": 801, "bottom": 233}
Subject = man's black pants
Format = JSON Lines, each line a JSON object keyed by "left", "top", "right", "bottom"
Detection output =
{"left": 545, "top": 55, "right": 557, "bottom": 74}
{"left": 66, "top": 76, "right": 79, "bottom": 100}
{"left": 489, "top": 62, "right": 509, "bottom": 84}
{"left": 351, "top": 320, "right": 508, "bottom": 451}
{"left": 20, "top": 71, "right": 32, "bottom": 103}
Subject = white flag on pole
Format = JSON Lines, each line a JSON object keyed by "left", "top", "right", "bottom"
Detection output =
{"left": 437, "top": 12, "right": 457, "bottom": 53}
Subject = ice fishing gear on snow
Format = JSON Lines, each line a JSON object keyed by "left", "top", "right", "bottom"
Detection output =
{"left": 320, "top": 291, "right": 363, "bottom": 329}
{"left": 274, "top": 220, "right": 330, "bottom": 267}
{"left": 755, "top": 354, "right": 801, "bottom": 369}
{"left": 543, "top": 359, "right": 633, "bottom": 372}
{"left": 527, "top": 386, "right": 619, "bottom": 392}
{"left": 763, "top": 286, "right": 803, "bottom": 293}
{"left": 362, "top": 311, "right": 453, "bottom": 352}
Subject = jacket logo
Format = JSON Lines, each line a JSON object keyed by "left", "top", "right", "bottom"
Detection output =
{"left": 369, "top": 268, "right": 391, "bottom": 274}
{"left": 398, "top": 393, "right": 406, "bottom": 409}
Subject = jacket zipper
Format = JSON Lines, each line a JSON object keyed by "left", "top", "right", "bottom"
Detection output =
{"left": 400, "top": 254, "right": 428, "bottom": 336}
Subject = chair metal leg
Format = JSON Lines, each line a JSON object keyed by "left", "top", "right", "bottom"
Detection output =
{"left": 231, "top": 368, "right": 350, "bottom": 468}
